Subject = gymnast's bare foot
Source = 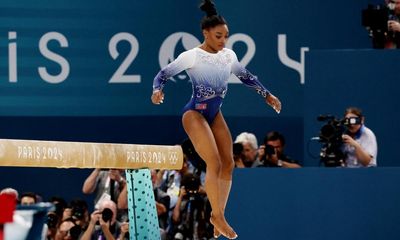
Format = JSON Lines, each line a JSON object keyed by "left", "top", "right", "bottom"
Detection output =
{"left": 213, "top": 227, "right": 221, "bottom": 239}
{"left": 211, "top": 212, "right": 221, "bottom": 238}
{"left": 210, "top": 213, "right": 237, "bottom": 239}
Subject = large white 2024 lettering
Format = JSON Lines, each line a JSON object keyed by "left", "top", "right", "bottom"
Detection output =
{"left": 5, "top": 31, "right": 308, "bottom": 84}
{"left": 278, "top": 34, "right": 309, "bottom": 85}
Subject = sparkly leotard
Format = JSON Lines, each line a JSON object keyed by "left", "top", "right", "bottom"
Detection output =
{"left": 153, "top": 47, "right": 271, "bottom": 124}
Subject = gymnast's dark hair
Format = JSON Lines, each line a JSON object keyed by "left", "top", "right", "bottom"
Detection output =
{"left": 199, "top": 0, "right": 227, "bottom": 30}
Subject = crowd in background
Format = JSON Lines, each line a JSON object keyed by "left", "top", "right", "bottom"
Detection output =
{"left": 0, "top": 106, "right": 378, "bottom": 240}
{"left": 0, "top": 129, "right": 298, "bottom": 240}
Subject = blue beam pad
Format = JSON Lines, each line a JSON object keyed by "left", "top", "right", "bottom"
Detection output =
{"left": 126, "top": 169, "right": 160, "bottom": 240}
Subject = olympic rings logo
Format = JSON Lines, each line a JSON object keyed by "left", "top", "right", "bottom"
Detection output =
{"left": 168, "top": 151, "right": 179, "bottom": 165}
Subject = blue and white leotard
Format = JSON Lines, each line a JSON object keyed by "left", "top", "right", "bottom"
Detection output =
{"left": 153, "top": 47, "right": 271, "bottom": 124}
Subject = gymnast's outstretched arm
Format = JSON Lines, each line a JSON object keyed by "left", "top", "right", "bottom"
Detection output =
{"left": 231, "top": 55, "right": 281, "bottom": 113}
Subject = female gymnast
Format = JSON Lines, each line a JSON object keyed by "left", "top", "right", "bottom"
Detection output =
{"left": 151, "top": 0, "right": 281, "bottom": 238}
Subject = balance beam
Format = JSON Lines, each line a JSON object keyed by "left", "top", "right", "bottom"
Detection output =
{"left": 0, "top": 138, "right": 184, "bottom": 239}
{"left": 0, "top": 138, "right": 183, "bottom": 170}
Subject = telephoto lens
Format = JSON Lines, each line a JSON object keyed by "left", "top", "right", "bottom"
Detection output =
{"left": 102, "top": 208, "right": 113, "bottom": 222}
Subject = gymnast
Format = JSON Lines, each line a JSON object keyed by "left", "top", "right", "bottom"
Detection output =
{"left": 151, "top": 0, "right": 281, "bottom": 238}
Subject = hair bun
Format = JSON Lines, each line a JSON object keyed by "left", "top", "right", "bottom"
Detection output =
{"left": 200, "top": 0, "right": 218, "bottom": 17}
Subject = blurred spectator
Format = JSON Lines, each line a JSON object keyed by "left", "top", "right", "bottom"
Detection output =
{"left": 256, "top": 131, "right": 301, "bottom": 168}
{"left": 46, "top": 196, "right": 67, "bottom": 240}
{"left": 156, "top": 156, "right": 194, "bottom": 211}
{"left": 156, "top": 165, "right": 187, "bottom": 201}
{"left": 46, "top": 212, "right": 59, "bottom": 240}
{"left": 387, "top": 0, "right": 400, "bottom": 48}
{"left": 49, "top": 196, "right": 67, "bottom": 220}
{"left": 151, "top": 170, "right": 171, "bottom": 231}
{"left": 62, "top": 205, "right": 72, "bottom": 221}
{"left": 54, "top": 218, "right": 82, "bottom": 240}
{"left": 20, "top": 192, "right": 37, "bottom": 205}
{"left": 232, "top": 143, "right": 246, "bottom": 168}
{"left": 69, "top": 199, "right": 90, "bottom": 231}
{"left": 341, "top": 107, "right": 378, "bottom": 167}
{"left": 171, "top": 173, "right": 211, "bottom": 240}
{"left": 363, "top": 0, "right": 400, "bottom": 48}
{"left": 234, "top": 132, "right": 259, "bottom": 167}
{"left": 0, "top": 187, "right": 19, "bottom": 202}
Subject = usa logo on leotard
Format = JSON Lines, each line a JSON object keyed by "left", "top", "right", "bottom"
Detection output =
{"left": 195, "top": 103, "right": 207, "bottom": 110}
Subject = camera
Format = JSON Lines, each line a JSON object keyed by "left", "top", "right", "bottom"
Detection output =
{"left": 95, "top": 207, "right": 113, "bottom": 226}
{"left": 317, "top": 115, "right": 350, "bottom": 167}
{"left": 181, "top": 173, "right": 201, "bottom": 199}
{"left": 69, "top": 225, "right": 82, "bottom": 240}
{"left": 101, "top": 208, "right": 113, "bottom": 222}
{"left": 71, "top": 204, "right": 86, "bottom": 220}
{"left": 362, "top": 2, "right": 398, "bottom": 48}
{"left": 317, "top": 115, "right": 361, "bottom": 166}
{"left": 70, "top": 199, "right": 88, "bottom": 221}
{"left": 232, "top": 142, "right": 243, "bottom": 157}
{"left": 46, "top": 212, "right": 59, "bottom": 229}
{"left": 259, "top": 144, "right": 276, "bottom": 167}
{"left": 264, "top": 144, "right": 276, "bottom": 156}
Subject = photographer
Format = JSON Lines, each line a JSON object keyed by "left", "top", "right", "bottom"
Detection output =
{"left": 67, "top": 199, "right": 90, "bottom": 231}
{"left": 171, "top": 173, "right": 209, "bottom": 239}
{"left": 363, "top": 0, "right": 400, "bottom": 48}
{"left": 387, "top": 0, "right": 400, "bottom": 48}
{"left": 80, "top": 199, "right": 123, "bottom": 240}
{"left": 234, "top": 132, "right": 259, "bottom": 167}
{"left": 341, "top": 107, "right": 377, "bottom": 167}
{"left": 257, "top": 131, "right": 301, "bottom": 168}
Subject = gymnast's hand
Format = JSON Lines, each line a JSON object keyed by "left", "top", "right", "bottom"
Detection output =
{"left": 266, "top": 94, "right": 281, "bottom": 114}
{"left": 151, "top": 90, "right": 165, "bottom": 104}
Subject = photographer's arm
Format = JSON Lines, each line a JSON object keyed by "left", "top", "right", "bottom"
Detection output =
{"left": 118, "top": 222, "right": 129, "bottom": 240}
{"left": 388, "top": 20, "right": 400, "bottom": 32}
{"left": 82, "top": 169, "right": 101, "bottom": 194}
{"left": 80, "top": 210, "right": 101, "bottom": 240}
{"left": 156, "top": 201, "right": 167, "bottom": 216}
{"left": 231, "top": 55, "right": 281, "bottom": 114}
{"left": 263, "top": 145, "right": 301, "bottom": 168}
{"left": 117, "top": 184, "right": 128, "bottom": 209}
{"left": 342, "top": 135, "right": 373, "bottom": 166}
{"left": 353, "top": 144, "right": 373, "bottom": 166}
{"left": 281, "top": 161, "right": 302, "bottom": 168}
{"left": 109, "top": 169, "right": 126, "bottom": 191}
{"left": 172, "top": 187, "right": 186, "bottom": 223}
{"left": 265, "top": 154, "right": 301, "bottom": 168}
{"left": 99, "top": 217, "right": 116, "bottom": 240}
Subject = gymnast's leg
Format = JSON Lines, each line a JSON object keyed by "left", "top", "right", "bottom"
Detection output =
{"left": 182, "top": 110, "right": 237, "bottom": 239}
{"left": 210, "top": 111, "right": 235, "bottom": 238}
